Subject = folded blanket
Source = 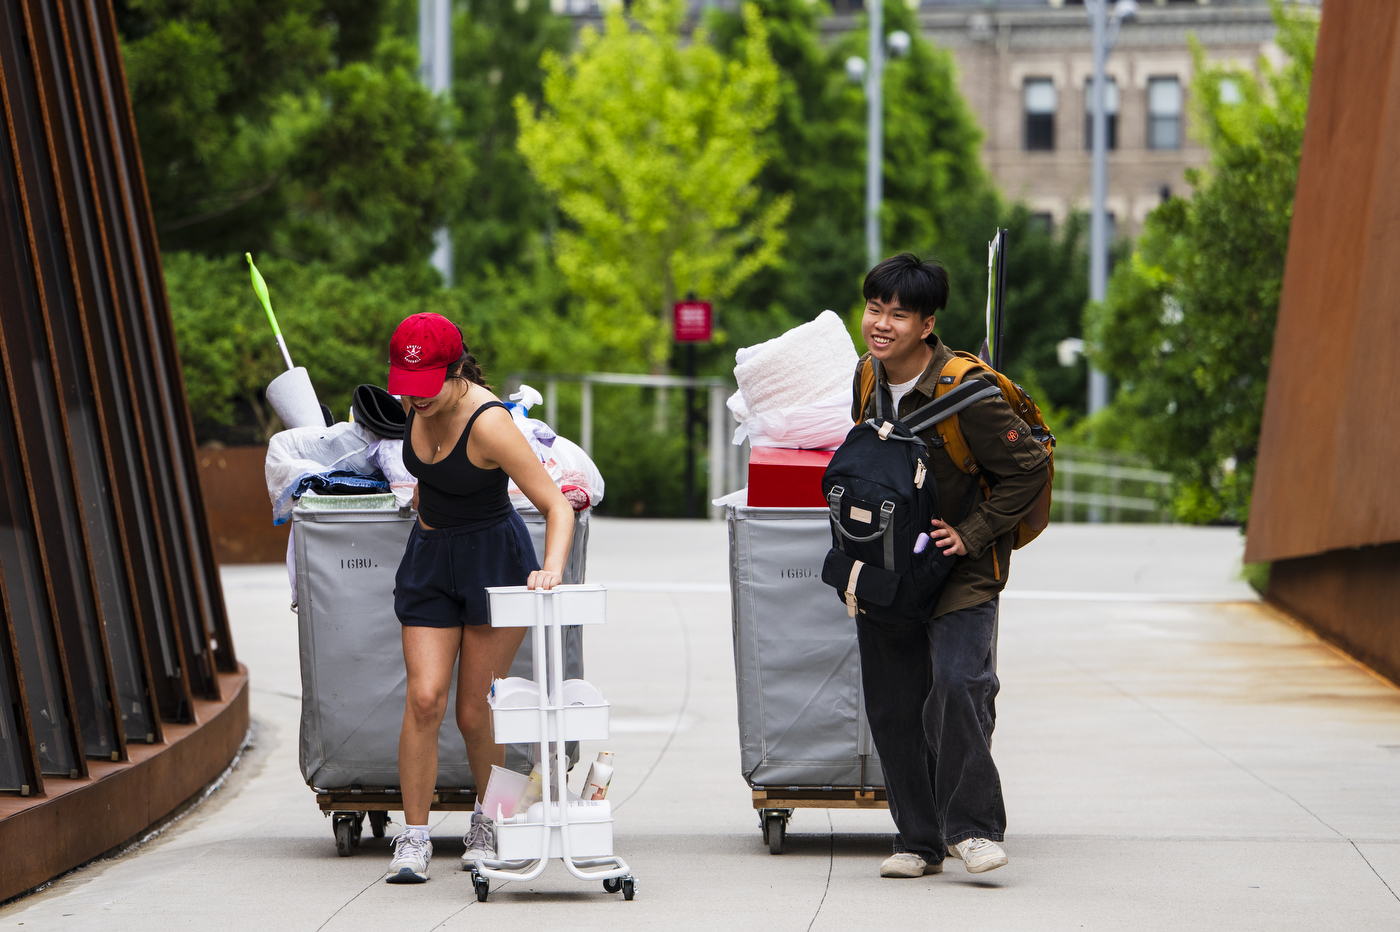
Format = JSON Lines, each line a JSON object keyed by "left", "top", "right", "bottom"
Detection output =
{"left": 273, "top": 470, "right": 389, "bottom": 524}
{"left": 734, "top": 310, "right": 858, "bottom": 416}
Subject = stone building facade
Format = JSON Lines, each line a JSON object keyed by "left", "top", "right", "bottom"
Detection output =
{"left": 896, "top": 0, "right": 1282, "bottom": 236}
{"left": 557, "top": 0, "right": 1289, "bottom": 237}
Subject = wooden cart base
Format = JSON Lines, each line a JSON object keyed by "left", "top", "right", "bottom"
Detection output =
{"left": 315, "top": 789, "right": 479, "bottom": 856}
{"left": 752, "top": 787, "right": 888, "bottom": 854}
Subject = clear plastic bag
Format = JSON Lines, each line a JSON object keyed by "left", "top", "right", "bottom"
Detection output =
{"left": 735, "top": 388, "right": 854, "bottom": 450}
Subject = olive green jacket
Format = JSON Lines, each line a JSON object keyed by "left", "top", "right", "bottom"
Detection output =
{"left": 850, "top": 336, "right": 1052, "bottom": 617}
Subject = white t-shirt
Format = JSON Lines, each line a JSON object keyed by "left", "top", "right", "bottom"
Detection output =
{"left": 888, "top": 375, "right": 920, "bottom": 414}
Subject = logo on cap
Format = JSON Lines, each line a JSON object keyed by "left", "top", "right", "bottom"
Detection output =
{"left": 404, "top": 344, "right": 422, "bottom": 365}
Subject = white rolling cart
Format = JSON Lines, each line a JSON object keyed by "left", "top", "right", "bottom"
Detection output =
{"left": 472, "top": 584, "right": 636, "bottom": 902}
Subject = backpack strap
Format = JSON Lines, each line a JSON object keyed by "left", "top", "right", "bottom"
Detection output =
{"left": 858, "top": 358, "right": 878, "bottom": 420}
{"left": 871, "top": 358, "right": 888, "bottom": 420}
{"left": 844, "top": 560, "right": 864, "bottom": 618}
{"left": 933, "top": 353, "right": 990, "bottom": 475}
{"left": 902, "top": 380, "right": 1003, "bottom": 435}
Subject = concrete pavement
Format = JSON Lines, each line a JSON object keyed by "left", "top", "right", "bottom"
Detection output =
{"left": 3, "top": 520, "right": 1399, "bottom": 930}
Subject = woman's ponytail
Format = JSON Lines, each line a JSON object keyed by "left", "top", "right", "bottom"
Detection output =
{"left": 448, "top": 349, "right": 489, "bottom": 390}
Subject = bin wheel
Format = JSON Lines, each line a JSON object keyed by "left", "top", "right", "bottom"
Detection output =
{"left": 368, "top": 810, "right": 389, "bottom": 838}
{"left": 334, "top": 818, "right": 354, "bottom": 857}
{"left": 621, "top": 878, "right": 636, "bottom": 901}
{"left": 603, "top": 877, "right": 623, "bottom": 894}
{"left": 473, "top": 874, "right": 489, "bottom": 903}
{"left": 352, "top": 812, "right": 364, "bottom": 847}
{"left": 766, "top": 813, "right": 786, "bottom": 855}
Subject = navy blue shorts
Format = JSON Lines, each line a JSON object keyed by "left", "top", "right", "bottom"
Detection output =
{"left": 394, "top": 511, "right": 541, "bottom": 628}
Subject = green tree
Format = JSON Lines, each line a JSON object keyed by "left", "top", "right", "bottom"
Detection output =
{"left": 452, "top": 0, "right": 573, "bottom": 281}
{"left": 514, "top": 0, "right": 792, "bottom": 373}
{"left": 1085, "top": 1, "right": 1318, "bottom": 524}
{"left": 166, "top": 253, "right": 459, "bottom": 442}
{"left": 708, "top": 0, "right": 1090, "bottom": 416}
{"left": 117, "top": 0, "right": 567, "bottom": 442}
{"left": 119, "top": 0, "right": 465, "bottom": 271}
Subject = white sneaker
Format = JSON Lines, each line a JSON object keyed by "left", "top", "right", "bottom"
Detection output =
{"left": 880, "top": 852, "right": 943, "bottom": 878}
{"left": 386, "top": 832, "right": 432, "bottom": 883}
{"left": 460, "top": 812, "right": 497, "bottom": 868}
{"left": 948, "top": 837, "right": 1007, "bottom": 873}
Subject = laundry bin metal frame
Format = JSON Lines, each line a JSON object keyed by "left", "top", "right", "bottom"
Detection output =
{"left": 727, "top": 503, "right": 887, "bottom": 854}
{"left": 293, "top": 495, "right": 589, "bottom": 855}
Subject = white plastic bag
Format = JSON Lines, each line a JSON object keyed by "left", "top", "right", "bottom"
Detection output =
{"left": 739, "top": 388, "right": 854, "bottom": 450}
{"left": 366, "top": 439, "right": 416, "bottom": 509}
{"left": 265, "top": 422, "right": 380, "bottom": 523}
{"left": 504, "top": 384, "right": 605, "bottom": 512}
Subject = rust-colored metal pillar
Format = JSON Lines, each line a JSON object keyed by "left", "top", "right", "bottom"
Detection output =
{"left": 0, "top": 0, "right": 247, "bottom": 902}
{"left": 1246, "top": 0, "right": 1400, "bottom": 684}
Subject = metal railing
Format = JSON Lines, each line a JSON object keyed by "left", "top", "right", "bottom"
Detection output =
{"left": 499, "top": 380, "right": 1172, "bottom": 524}
{"left": 505, "top": 371, "right": 743, "bottom": 519}
{"left": 1053, "top": 447, "right": 1173, "bottom": 523}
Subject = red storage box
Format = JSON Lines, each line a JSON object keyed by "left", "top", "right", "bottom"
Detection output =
{"left": 747, "top": 447, "right": 835, "bottom": 508}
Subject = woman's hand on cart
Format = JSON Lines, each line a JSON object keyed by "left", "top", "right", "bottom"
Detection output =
{"left": 527, "top": 569, "right": 563, "bottom": 590}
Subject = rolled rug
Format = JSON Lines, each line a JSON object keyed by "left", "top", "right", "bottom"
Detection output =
{"left": 352, "top": 383, "right": 406, "bottom": 440}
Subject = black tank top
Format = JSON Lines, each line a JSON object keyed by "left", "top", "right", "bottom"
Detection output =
{"left": 403, "top": 401, "right": 513, "bottom": 530}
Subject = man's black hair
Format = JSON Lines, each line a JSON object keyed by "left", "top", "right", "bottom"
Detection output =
{"left": 862, "top": 253, "right": 949, "bottom": 320}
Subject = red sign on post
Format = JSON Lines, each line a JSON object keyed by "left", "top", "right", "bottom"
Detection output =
{"left": 673, "top": 301, "right": 713, "bottom": 343}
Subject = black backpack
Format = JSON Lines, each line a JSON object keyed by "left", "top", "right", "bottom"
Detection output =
{"left": 820, "top": 360, "right": 1003, "bottom": 625}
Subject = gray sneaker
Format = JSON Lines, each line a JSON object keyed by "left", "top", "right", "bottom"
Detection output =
{"left": 386, "top": 832, "right": 432, "bottom": 883}
{"left": 880, "top": 852, "right": 943, "bottom": 878}
{"left": 460, "top": 812, "right": 497, "bottom": 868}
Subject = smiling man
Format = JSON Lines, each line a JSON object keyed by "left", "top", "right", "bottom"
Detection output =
{"left": 849, "top": 253, "right": 1051, "bottom": 879}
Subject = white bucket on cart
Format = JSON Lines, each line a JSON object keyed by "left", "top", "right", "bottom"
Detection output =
{"left": 496, "top": 800, "right": 615, "bottom": 860}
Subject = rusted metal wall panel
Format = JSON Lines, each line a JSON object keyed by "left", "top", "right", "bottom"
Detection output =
{"left": 198, "top": 445, "right": 289, "bottom": 565}
{"left": 0, "top": 668, "right": 247, "bottom": 903}
{"left": 1246, "top": 1, "right": 1400, "bottom": 563}
{"left": 1267, "top": 545, "right": 1400, "bottom": 688}
{"left": 0, "top": 0, "right": 245, "bottom": 893}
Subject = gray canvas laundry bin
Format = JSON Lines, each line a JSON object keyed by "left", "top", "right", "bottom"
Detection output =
{"left": 728, "top": 504, "right": 881, "bottom": 789}
{"left": 295, "top": 497, "right": 590, "bottom": 791}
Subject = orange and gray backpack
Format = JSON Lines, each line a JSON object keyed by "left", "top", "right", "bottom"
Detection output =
{"left": 858, "top": 351, "right": 1055, "bottom": 550}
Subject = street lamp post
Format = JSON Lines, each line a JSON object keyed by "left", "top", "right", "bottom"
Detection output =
{"left": 1086, "top": 0, "right": 1136, "bottom": 415}
{"left": 1085, "top": 0, "right": 1136, "bottom": 523}
{"left": 846, "top": 2, "right": 910, "bottom": 270}
{"left": 866, "top": 0, "right": 884, "bottom": 270}
{"left": 420, "top": 0, "right": 453, "bottom": 286}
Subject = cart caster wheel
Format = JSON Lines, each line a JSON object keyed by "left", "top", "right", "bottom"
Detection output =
{"left": 369, "top": 810, "right": 389, "bottom": 838}
{"left": 334, "top": 818, "right": 354, "bottom": 857}
{"left": 621, "top": 878, "right": 636, "bottom": 901}
{"left": 351, "top": 812, "right": 364, "bottom": 848}
{"left": 474, "top": 875, "right": 489, "bottom": 902}
{"left": 603, "top": 877, "right": 623, "bottom": 894}
{"left": 766, "top": 813, "right": 786, "bottom": 855}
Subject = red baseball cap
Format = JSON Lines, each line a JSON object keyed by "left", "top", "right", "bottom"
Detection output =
{"left": 387, "top": 313, "right": 463, "bottom": 397}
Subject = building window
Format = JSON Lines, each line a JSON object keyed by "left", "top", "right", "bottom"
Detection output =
{"left": 1083, "top": 77, "right": 1119, "bottom": 150}
{"left": 1030, "top": 212, "right": 1054, "bottom": 234}
{"left": 1148, "top": 77, "right": 1182, "bottom": 150}
{"left": 1024, "top": 78, "right": 1057, "bottom": 151}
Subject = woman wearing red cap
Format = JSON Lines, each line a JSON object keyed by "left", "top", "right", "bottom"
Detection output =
{"left": 383, "top": 312, "right": 574, "bottom": 884}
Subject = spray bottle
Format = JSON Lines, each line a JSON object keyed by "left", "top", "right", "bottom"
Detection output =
{"left": 582, "top": 751, "right": 614, "bottom": 801}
